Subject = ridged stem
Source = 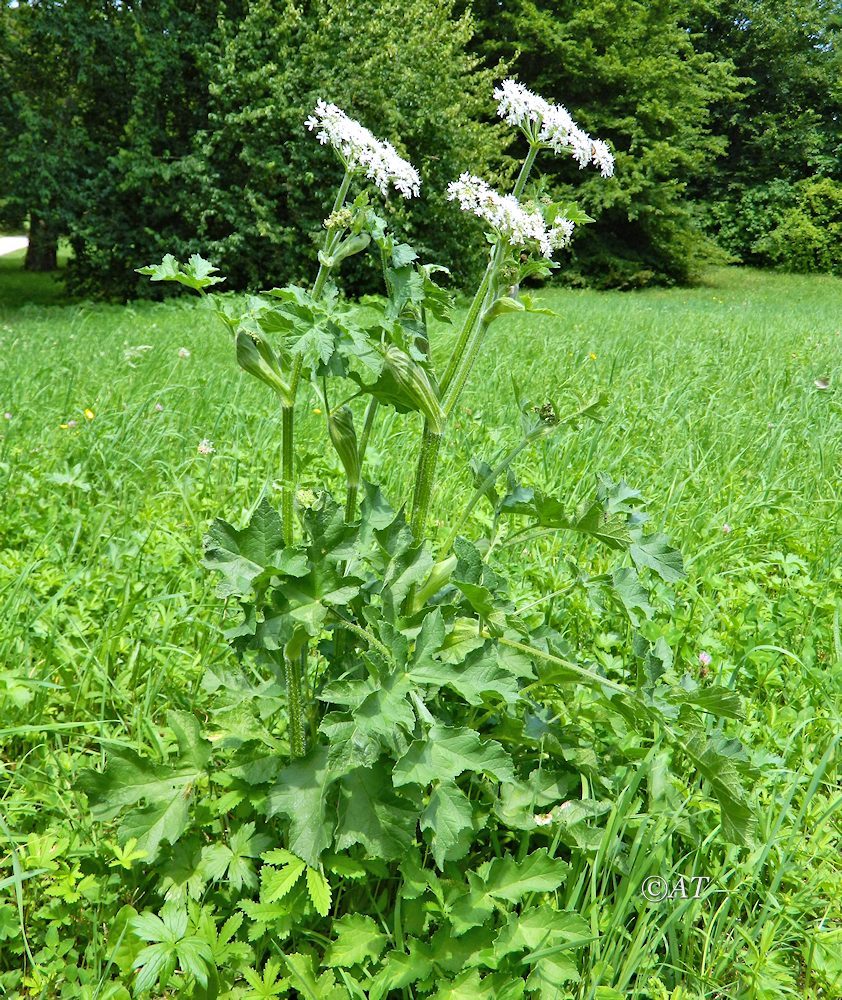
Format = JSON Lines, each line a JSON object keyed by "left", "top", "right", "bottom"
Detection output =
{"left": 410, "top": 425, "right": 442, "bottom": 538}
{"left": 284, "top": 650, "right": 306, "bottom": 758}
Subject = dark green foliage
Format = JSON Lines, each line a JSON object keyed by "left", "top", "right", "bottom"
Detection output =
{"left": 31, "top": 0, "right": 501, "bottom": 299}
{"left": 0, "top": 0, "right": 129, "bottom": 269}
{"left": 690, "top": 0, "right": 842, "bottom": 262}
{"left": 756, "top": 176, "right": 842, "bottom": 275}
{"left": 63, "top": 0, "right": 229, "bottom": 299}
{"left": 462, "top": 0, "right": 740, "bottom": 287}
{"left": 193, "top": 0, "right": 504, "bottom": 294}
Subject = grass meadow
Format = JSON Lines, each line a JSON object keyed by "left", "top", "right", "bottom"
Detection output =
{"left": 1, "top": 249, "right": 841, "bottom": 996}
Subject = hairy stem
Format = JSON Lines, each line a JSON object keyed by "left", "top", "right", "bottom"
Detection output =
{"left": 344, "top": 483, "right": 358, "bottom": 523}
{"left": 284, "top": 651, "right": 307, "bottom": 758}
{"left": 410, "top": 424, "right": 442, "bottom": 538}
{"left": 282, "top": 168, "right": 355, "bottom": 756}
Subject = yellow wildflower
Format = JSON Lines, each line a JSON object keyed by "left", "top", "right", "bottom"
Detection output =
{"left": 84, "top": 408, "right": 95, "bottom": 420}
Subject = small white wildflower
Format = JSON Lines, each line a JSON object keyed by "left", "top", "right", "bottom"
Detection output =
{"left": 3, "top": 412, "right": 11, "bottom": 421}
{"left": 494, "top": 79, "right": 615, "bottom": 177}
{"left": 305, "top": 100, "right": 420, "bottom": 199}
{"left": 154, "top": 402, "right": 164, "bottom": 413}
{"left": 533, "top": 811, "right": 554, "bottom": 827}
{"left": 197, "top": 438, "right": 214, "bottom": 455}
{"left": 722, "top": 523, "right": 732, "bottom": 534}
{"left": 446, "top": 172, "right": 574, "bottom": 259}
{"left": 178, "top": 347, "right": 191, "bottom": 359}
{"left": 698, "top": 651, "right": 712, "bottom": 668}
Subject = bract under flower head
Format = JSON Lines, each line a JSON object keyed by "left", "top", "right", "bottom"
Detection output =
{"left": 446, "top": 173, "right": 574, "bottom": 259}
{"left": 493, "top": 79, "right": 615, "bottom": 178}
{"left": 305, "top": 100, "right": 421, "bottom": 199}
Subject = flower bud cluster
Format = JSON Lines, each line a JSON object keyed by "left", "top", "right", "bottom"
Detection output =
{"left": 305, "top": 100, "right": 421, "bottom": 198}
{"left": 494, "top": 79, "right": 615, "bottom": 178}
{"left": 324, "top": 207, "right": 353, "bottom": 230}
{"left": 446, "top": 173, "right": 574, "bottom": 259}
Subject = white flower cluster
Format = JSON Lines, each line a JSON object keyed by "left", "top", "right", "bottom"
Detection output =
{"left": 494, "top": 79, "right": 615, "bottom": 178}
{"left": 305, "top": 100, "right": 420, "bottom": 199}
{"left": 447, "top": 173, "right": 574, "bottom": 259}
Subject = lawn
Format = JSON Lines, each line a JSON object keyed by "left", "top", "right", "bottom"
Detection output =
{"left": 1, "top": 258, "right": 841, "bottom": 996}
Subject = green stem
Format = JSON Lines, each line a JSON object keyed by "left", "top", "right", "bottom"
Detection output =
{"left": 281, "top": 404, "right": 295, "bottom": 546}
{"left": 442, "top": 147, "right": 539, "bottom": 421}
{"left": 284, "top": 651, "right": 306, "bottom": 758}
{"left": 344, "top": 483, "right": 358, "bottom": 523}
{"left": 357, "top": 396, "right": 379, "bottom": 470}
{"left": 410, "top": 425, "right": 442, "bottom": 538}
{"left": 311, "top": 169, "right": 354, "bottom": 300}
{"left": 512, "top": 143, "right": 540, "bottom": 199}
{"left": 438, "top": 264, "right": 495, "bottom": 396}
{"left": 330, "top": 611, "right": 392, "bottom": 660}
{"left": 409, "top": 145, "right": 541, "bottom": 542}
{"left": 281, "top": 167, "right": 355, "bottom": 545}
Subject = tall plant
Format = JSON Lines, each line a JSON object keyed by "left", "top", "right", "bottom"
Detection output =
{"left": 83, "top": 82, "right": 755, "bottom": 996}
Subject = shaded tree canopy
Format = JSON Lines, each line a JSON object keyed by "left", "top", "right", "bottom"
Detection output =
{"left": 1, "top": 0, "right": 840, "bottom": 295}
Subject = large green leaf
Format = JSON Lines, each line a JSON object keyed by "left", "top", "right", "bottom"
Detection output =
{"left": 420, "top": 780, "right": 474, "bottom": 869}
{"left": 683, "top": 734, "right": 754, "bottom": 844}
{"left": 203, "top": 499, "right": 307, "bottom": 598}
{"left": 448, "top": 850, "right": 570, "bottom": 932}
{"left": 273, "top": 563, "right": 362, "bottom": 635}
{"left": 493, "top": 905, "right": 591, "bottom": 959}
{"left": 335, "top": 765, "right": 417, "bottom": 860}
{"left": 284, "top": 953, "right": 346, "bottom": 1000}
{"left": 611, "top": 566, "right": 655, "bottom": 625}
{"left": 368, "top": 939, "right": 434, "bottom": 1000}
{"left": 480, "top": 848, "right": 570, "bottom": 901}
{"left": 264, "top": 745, "right": 336, "bottom": 866}
{"left": 324, "top": 914, "right": 387, "bottom": 968}
{"left": 393, "top": 726, "right": 515, "bottom": 787}
{"left": 78, "top": 712, "right": 210, "bottom": 861}
{"left": 410, "top": 643, "right": 520, "bottom": 706}
{"left": 630, "top": 531, "right": 685, "bottom": 582}
{"left": 137, "top": 253, "right": 225, "bottom": 291}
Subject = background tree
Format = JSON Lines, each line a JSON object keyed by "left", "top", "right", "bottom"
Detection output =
{"left": 689, "top": 0, "right": 842, "bottom": 264}
{"left": 459, "top": 0, "right": 741, "bottom": 287}
{"left": 64, "top": 0, "right": 231, "bottom": 298}
{"left": 65, "top": 0, "right": 504, "bottom": 298}
{"left": 0, "top": 0, "right": 129, "bottom": 271}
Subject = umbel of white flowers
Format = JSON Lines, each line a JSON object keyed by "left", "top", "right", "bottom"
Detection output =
{"left": 446, "top": 173, "right": 574, "bottom": 259}
{"left": 494, "top": 78, "right": 615, "bottom": 177}
{"left": 305, "top": 99, "right": 421, "bottom": 199}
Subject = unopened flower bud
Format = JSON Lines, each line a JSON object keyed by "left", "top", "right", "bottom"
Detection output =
{"left": 328, "top": 405, "right": 360, "bottom": 488}
{"left": 384, "top": 345, "right": 445, "bottom": 433}
{"left": 324, "top": 207, "right": 353, "bottom": 230}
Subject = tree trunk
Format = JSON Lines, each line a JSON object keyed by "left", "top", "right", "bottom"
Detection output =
{"left": 25, "top": 215, "right": 58, "bottom": 271}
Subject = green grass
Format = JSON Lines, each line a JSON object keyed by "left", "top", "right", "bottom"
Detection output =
{"left": 0, "top": 246, "right": 73, "bottom": 308}
{"left": 1, "top": 263, "right": 840, "bottom": 996}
